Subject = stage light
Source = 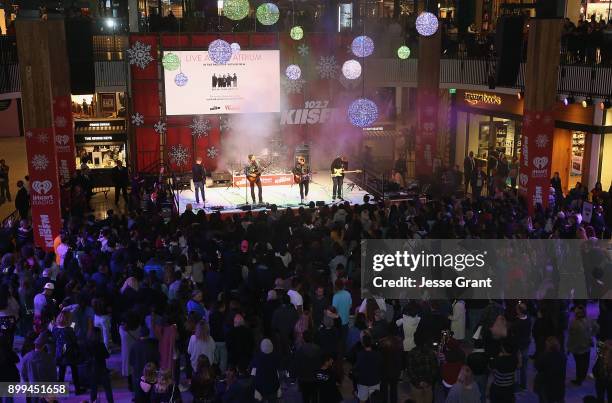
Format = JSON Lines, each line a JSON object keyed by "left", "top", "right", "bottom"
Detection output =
{"left": 223, "top": 0, "right": 249, "bottom": 21}
{"left": 231, "top": 42, "right": 241, "bottom": 54}
{"left": 348, "top": 98, "right": 378, "bottom": 128}
{"left": 415, "top": 11, "right": 439, "bottom": 37}
{"left": 517, "top": 91, "right": 524, "bottom": 100}
{"left": 563, "top": 96, "right": 575, "bottom": 106}
{"left": 105, "top": 19, "right": 115, "bottom": 28}
{"left": 174, "top": 72, "right": 188, "bottom": 87}
{"left": 162, "top": 52, "right": 180, "bottom": 71}
{"left": 290, "top": 26, "right": 304, "bottom": 40}
{"left": 342, "top": 60, "right": 362, "bottom": 80}
{"left": 208, "top": 39, "right": 233, "bottom": 65}
{"left": 351, "top": 35, "right": 375, "bottom": 58}
{"left": 286, "top": 64, "right": 301, "bottom": 80}
{"left": 582, "top": 97, "right": 593, "bottom": 108}
{"left": 599, "top": 99, "right": 612, "bottom": 110}
{"left": 256, "top": 3, "right": 279, "bottom": 26}
{"left": 397, "top": 45, "right": 411, "bottom": 59}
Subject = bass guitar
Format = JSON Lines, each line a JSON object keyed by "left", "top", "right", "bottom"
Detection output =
{"left": 331, "top": 168, "right": 362, "bottom": 177}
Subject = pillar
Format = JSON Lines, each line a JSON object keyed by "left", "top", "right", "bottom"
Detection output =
{"left": 415, "top": 28, "right": 441, "bottom": 178}
{"left": 519, "top": 17, "right": 563, "bottom": 215}
{"left": 585, "top": 107, "right": 603, "bottom": 190}
{"left": 16, "top": 18, "right": 63, "bottom": 251}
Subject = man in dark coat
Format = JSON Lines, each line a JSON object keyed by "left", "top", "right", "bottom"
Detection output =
{"left": 111, "top": 160, "right": 129, "bottom": 206}
{"left": 20, "top": 333, "right": 57, "bottom": 383}
{"left": 463, "top": 151, "right": 476, "bottom": 193}
{"left": 128, "top": 327, "right": 160, "bottom": 392}
{"left": 15, "top": 180, "right": 29, "bottom": 220}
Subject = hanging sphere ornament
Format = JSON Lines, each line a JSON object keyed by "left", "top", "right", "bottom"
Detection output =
{"left": 208, "top": 39, "right": 233, "bottom": 65}
{"left": 342, "top": 60, "right": 362, "bottom": 80}
{"left": 397, "top": 45, "right": 411, "bottom": 59}
{"left": 415, "top": 11, "right": 439, "bottom": 37}
{"left": 174, "top": 72, "right": 188, "bottom": 87}
{"left": 224, "top": 0, "right": 250, "bottom": 21}
{"left": 348, "top": 98, "right": 378, "bottom": 128}
{"left": 162, "top": 52, "right": 180, "bottom": 71}
{"left": 231, "top": 42, "right": 241, "bottom": 55}
{"left": 290, "top": 26, "right": 304, "bottom": 40}
{"left": 285, "top": 64, "right": 301, "bottom": 80}
{"left": 351, "top": 35, "right": 374, "bottom": 58}
{"left": 256, "top": 3, "right": 280, "bottom": 26}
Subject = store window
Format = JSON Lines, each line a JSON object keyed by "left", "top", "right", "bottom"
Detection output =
{"left": 467, "top": 114, "right": 521, "bottom": 162}
{"left": 338, "top": 3, "right": 353, "bottom": 31}
{"left": 74, "top": 120, "right": 128, "bottom": 170}
{"left": 570, "top": 131, "right": 586, "bottom": 189}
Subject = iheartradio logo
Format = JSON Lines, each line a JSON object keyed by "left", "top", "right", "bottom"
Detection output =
{"left": 533, "top": 156, "right": 549, "bottom": 169}
{"left": 32, "top": 180, "right": 53, "bottom": 194}
{"left": 519, "top": 174, "right": 528, "bottom": 187}
{"left": 56, "top": 135, "right": 70, "bottom": 146}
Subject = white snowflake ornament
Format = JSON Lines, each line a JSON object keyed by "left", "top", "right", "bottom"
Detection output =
{"left": 281, "top": 76, "right": 306, "bottom": 94}
{"left": 168, "top": 144, "right": 190, "bottom": 167}
{"left": 31, "top": 154, "right": 49, "bottom": 171}
{"left": 131, "top": 113, "right": 144, "bottom": 127}
{"left": 25, "top": 131, "right": 33, "bottom": 139}
{"left": 55, "top": 116, "right": 67, "bottom": 128}
{"left": 316, "top": 56, "right": 339, "bottom": 79}
{"left": 127, "top": 41, "right": 154, "bottom": 70}
{"left": 154, "top": 120, "right": 167, "bottom": 135}
{"left": 190, "top": 117, "right": 211, "bottom": 138}
{"left": 297, "top": 44, "right": 309, "bottom": 57}
{"left": 37, "top": 132, "right": 49, "bottom": 144}
{"left": 207, "top": 146, "right": 219, "bottom": 159}
{"left": 535, "top": 134, "right": 549, "bottom": 148}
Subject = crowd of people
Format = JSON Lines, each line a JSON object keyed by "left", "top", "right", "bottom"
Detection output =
{"left": 0, "top": 159, "right": 610, "bottom": 403}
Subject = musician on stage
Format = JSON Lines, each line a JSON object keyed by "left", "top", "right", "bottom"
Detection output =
{"left": 293, "top": 155, "right": 311, "bottom": 204}
{"left": 245, "top": 154, "right": 263, "bottom": 204}
{"left": 331, "top": 154, "right": 348, "bottom": 201}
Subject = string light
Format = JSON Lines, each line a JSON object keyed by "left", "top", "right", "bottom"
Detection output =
{"left": 256, "top": 3, "right": 280, "bottom": 25}
{"left": 351, "top": 35, "right": 374, "bottom": 58}
{"left": 397, "top": 46, "right": 411, "bottom": 59}
{"left": 286, "top": 64, "right": 301, "bottom": 80}
{"left": 290, "top": 26, "right": 304, "bottom": 40}
{"left": 223, "top": 0, "right": 250, "bottom": 21}
{"left": 416, "top": 12, "right": 439, "bottom": 36}
{"left": 342, "top": 60, "right": 362, "bottom": 80}
{"left": 348, "top": 98, "right": 378, "bottom": 128}
{"left": 174, "top": 72, "right": 188, "bottom": 87}
{"left": 208, "top": 39, "right": 233, "bottom": 65}
{"left": 162, "top": 52, "right": 180, "bottom": 71}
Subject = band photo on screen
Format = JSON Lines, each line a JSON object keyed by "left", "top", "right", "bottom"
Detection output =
{"left": 212, "top": 73, "right": 238, "bottom": 88}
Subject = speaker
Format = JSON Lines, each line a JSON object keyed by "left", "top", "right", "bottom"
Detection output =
{"left": 65, "top": 19, "right": 95, "bottom": 94}
{"left": 316, "top": 201, "right": 326, "bottom": 207}
{"left": 494, "top": 15, "right": 524, "bottom": 87}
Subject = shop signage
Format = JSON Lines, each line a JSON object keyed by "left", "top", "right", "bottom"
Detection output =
{"left": 464, "top": 92, "right": 502, "bottom": 106}
{"left": 88, "top": 122, "right": 112, "bottom": 127}
{"left": 75, "top": 133, "right": 127, "bottom": 143}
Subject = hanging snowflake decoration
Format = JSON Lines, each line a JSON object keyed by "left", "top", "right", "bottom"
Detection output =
{"left": 127, "top": 41, "right": 154, "bottom": 70}
{"left": 297, "top": 44, "right": 309, "bottom": 57}
{"left": 190, "top": 117, "right": 211, "bottom": 137}
{"left": 25, "top": 131, "right": 33, "bottom": 138}
{"left": 535, "top": 134, "right": 549, "bottom": 148}
{"left": 131, "top": 112, "right": 144, "bottom": 126}
{"left": 220, "top": 116, "right": 234, "bottom": 132}
{"left": 154, "top": 119, "right": 167, "bottom": 135}
{"left": 31, "top": 154, "right": 50, "bottom": 171}
{"left": 281, "top": 76, "right": 306, "bottom": 94}
{"left": 55, "top": 116, "right": 67, "bottom": 128}
{"left": 316, "top": 56, "right": 339, "bottom": 79}
{"left": 207, "top": 146, "right": 219, "bottom": 159}
{"left": 37, "top": 132, "right": 49, "bottom": 144}
{"left": 169, "top": 144, "right": 190, "bottom": 167}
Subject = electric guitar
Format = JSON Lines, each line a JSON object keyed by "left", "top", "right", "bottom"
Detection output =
{"left": 293, "top": 171, "right": 313, "bottom": 184}
{"left": 331, "top": 168, "right": 362, "bottom": 177}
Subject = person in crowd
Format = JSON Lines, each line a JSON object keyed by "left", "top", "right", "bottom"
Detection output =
{"left": 119, "top": 310, "right": 142, "bottom": 390}
{"left": 353, "top": 333, "right": 383, "bottom": 403}
{"left": 534, "top": 336, "right": 566, "bottom": 403}
{"left": 489, "top": 340, "right": 518, "bottom": 403}
{"left": 251, "top": 338, "right": 281, "bottom": 402}
{"left": 111, "top": 160, "right": 129, "bottom": 206}
{"left": 226, "top": 313, "right": 254, "bottom": 369}
{"left": 568, "top": 304, "right": 599, "bottom": 386}
{"left": 15, "top": 180, "right": 29, "bottom": 219}
{"left": 187, "top": 320, "right": 216, "bottom": 374}
{"left": 190, "top": 355, "right": 216, "bottom": 403}
{"left": 151, "top": 368, "right": 179, "bottom": 403}
{"left": 135, "top": 362, "right": 158, "bottom": 403}
{"left": 223, "top": 362, "right": 255, "bottom": 402}
{"left": 192, "top": 157, "right": 206, "bottom": 205}
{"left": 20, "top": 333, "right": 57, "bottom": 384}
{"left": 87, "top": 327, "right": 114, "bottom": 403}
{"left": 406, "top": 337, "right": 439, "bottom": 403}
{"left": 396, "top": 302, "right": 421, "bottom": 362}
{"left": 510, "top": 302, "right": 532, "bottom": 391}
{"left": 379, "top": 324, "right": 403, "bottom": 403}
{"left": 449, "top": 298, "right": 466, "bottom": 341}
{"left": 315, "top": 353, "right": 343, "bottom": 403}
{"left": 594, "top": 340, "right": 612, "bottom": 403}
{"left": 463, "top": 151, "right": 476, "bottom": 194}
{"left": 52, "top": 310, "right": 85, "bottom": 394}
{"left": 294, "top": 330, "right": 322, "bottom": 403}
{"left": 129, "top": 326, "right": 161, "bottom": 394}
{"left": 446, "top": 365, "right": 481, "bottom": 403}
{"left": 467, "top": 338, "right": 488, "bottom": 403}
{"left": 0, "top": 159, "right": 11, "bottom": 202}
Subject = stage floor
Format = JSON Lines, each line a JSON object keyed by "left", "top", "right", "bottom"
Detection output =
{"left": 177, "top": 173, "right": 368, "bottom": 214}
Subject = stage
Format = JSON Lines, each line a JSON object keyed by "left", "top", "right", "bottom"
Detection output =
{"left": 176, "top": 173, "right": 369, "bottom": 214}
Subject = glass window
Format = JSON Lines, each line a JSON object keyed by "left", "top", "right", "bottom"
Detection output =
{"left": 76, "top": 144, "right": 126, "bottom": 169}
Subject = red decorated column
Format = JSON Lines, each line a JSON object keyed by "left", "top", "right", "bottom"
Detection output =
{"left": 416, "top": 27, "right": 441, "bottom": 178}
{"left": 15, "top": 17, "right": 63, "bottom": 250}
{"left": 519, "top": 18, "right": 563, "bottom": 215}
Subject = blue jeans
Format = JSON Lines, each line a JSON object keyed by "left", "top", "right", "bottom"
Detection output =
{"left": 519, "top": 347, "right": 529, "bottom": 389}
{"left": 194, "top": 181, "right": 205, "bottom": 203}
{"left": 215, "top": 341, "right": 228, "bottom": 372}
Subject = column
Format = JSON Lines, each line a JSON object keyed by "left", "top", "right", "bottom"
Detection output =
{"left": 585, "top": 107, "right": 603, "bottom": 190}
{"left": 16, "top": 18, "right": 63, "bottom": 251}
{"left": 519, "top": 18, "right": 563, "bottom": 215}
{"left": 415, "top": 28, "right": 441, "bottom": 177}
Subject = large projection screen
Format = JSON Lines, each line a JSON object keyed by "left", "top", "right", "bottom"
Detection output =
{"left": 163, "top": 50, "right": 281, "bottom": 116}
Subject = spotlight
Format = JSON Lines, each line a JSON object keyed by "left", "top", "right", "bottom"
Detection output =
{"left": 599, "top": 99, "right": 612, "bottom": 110}
{"left": 563, "top": 96, "right": 575, "bottom": 106}
{"left": 105, "top": 19, "right": 115, "bottom": 28}
{"left": 517, "top": 91, "right": 524, "bottom": 100}
{"left": 582, "top": 97, "right": 592, "bottom": 108}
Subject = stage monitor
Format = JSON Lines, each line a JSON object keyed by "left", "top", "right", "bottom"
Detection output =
{"left": 163, "top": 50, "right": 280, "bottom": 116}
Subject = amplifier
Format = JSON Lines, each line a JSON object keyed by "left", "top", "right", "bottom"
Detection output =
{"left": 211, "top": 170, "right": 232, "bottom": 187}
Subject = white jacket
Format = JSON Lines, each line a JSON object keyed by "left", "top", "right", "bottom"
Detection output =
{"left": 450, "top": 300, "right": 466, "bottom": 340}
{"left": 396, "top": 314, "right": 420, "bottom": 352}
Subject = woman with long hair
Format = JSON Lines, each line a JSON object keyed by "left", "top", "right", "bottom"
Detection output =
{"left": 135, "top": 362, "right": 158, "bottom": 403}
{"left": 534, "top": 336, "right": 566, "bottom": 403}
{"left": 119, "top": 310, "right": 142, "bottom": 390}
{"left": 187, "top": 320, "right": 216, "bottom": 374}
{"left": 190, "top": 355, "right": 216, "bottom": 403}
{"left": 52, "top": 311, "right": 85, "bottom": 394}
{"left": 151, "top": 368, "right": 180, "bottom": 403}
{"left": 446, "top": 365, "right": 481, "bottom": 403}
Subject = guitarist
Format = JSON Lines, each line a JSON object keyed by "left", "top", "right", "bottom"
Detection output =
{"left": 293, "top": 155, "right": 311, "bottom": 204}
{"left": 245, "top": 154, "right": 263, "bottom": 204}
{"left": 330, "top": 154, "right": 348, "bottom": 201}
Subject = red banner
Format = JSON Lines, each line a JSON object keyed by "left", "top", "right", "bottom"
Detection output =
{"left": 519, "top": 110, "right": 554, "bottom": 215}
{"left": 415, "top": 89, "right": 438, "bottom": 177}
{"left": 232, "top": 173, "right": 294, "bottom": 187}
{"left": 53, "top": 95, "right": 76, "bottom": 184}
{"left": 25, "top": 127, "right": 62, "bottom": 251}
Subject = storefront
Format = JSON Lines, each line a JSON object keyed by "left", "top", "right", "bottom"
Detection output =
{"left": 453, "top": 89, "right": 602, "bottom": 193}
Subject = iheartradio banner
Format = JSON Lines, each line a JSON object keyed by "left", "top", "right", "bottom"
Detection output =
{"left": 25, "top": 128, "right": 62, "bottom": 251}
{"left": 519, "top": 110, "right": 554, "bottom": 215}
{"left": 232, "top": 173, "right": 294, "bottom": 187}
{"left": 415, "top": 89, "right": 438, "bottom": 177}
{"left": 53, "top": 95, "right": 76, "bottom": 184}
